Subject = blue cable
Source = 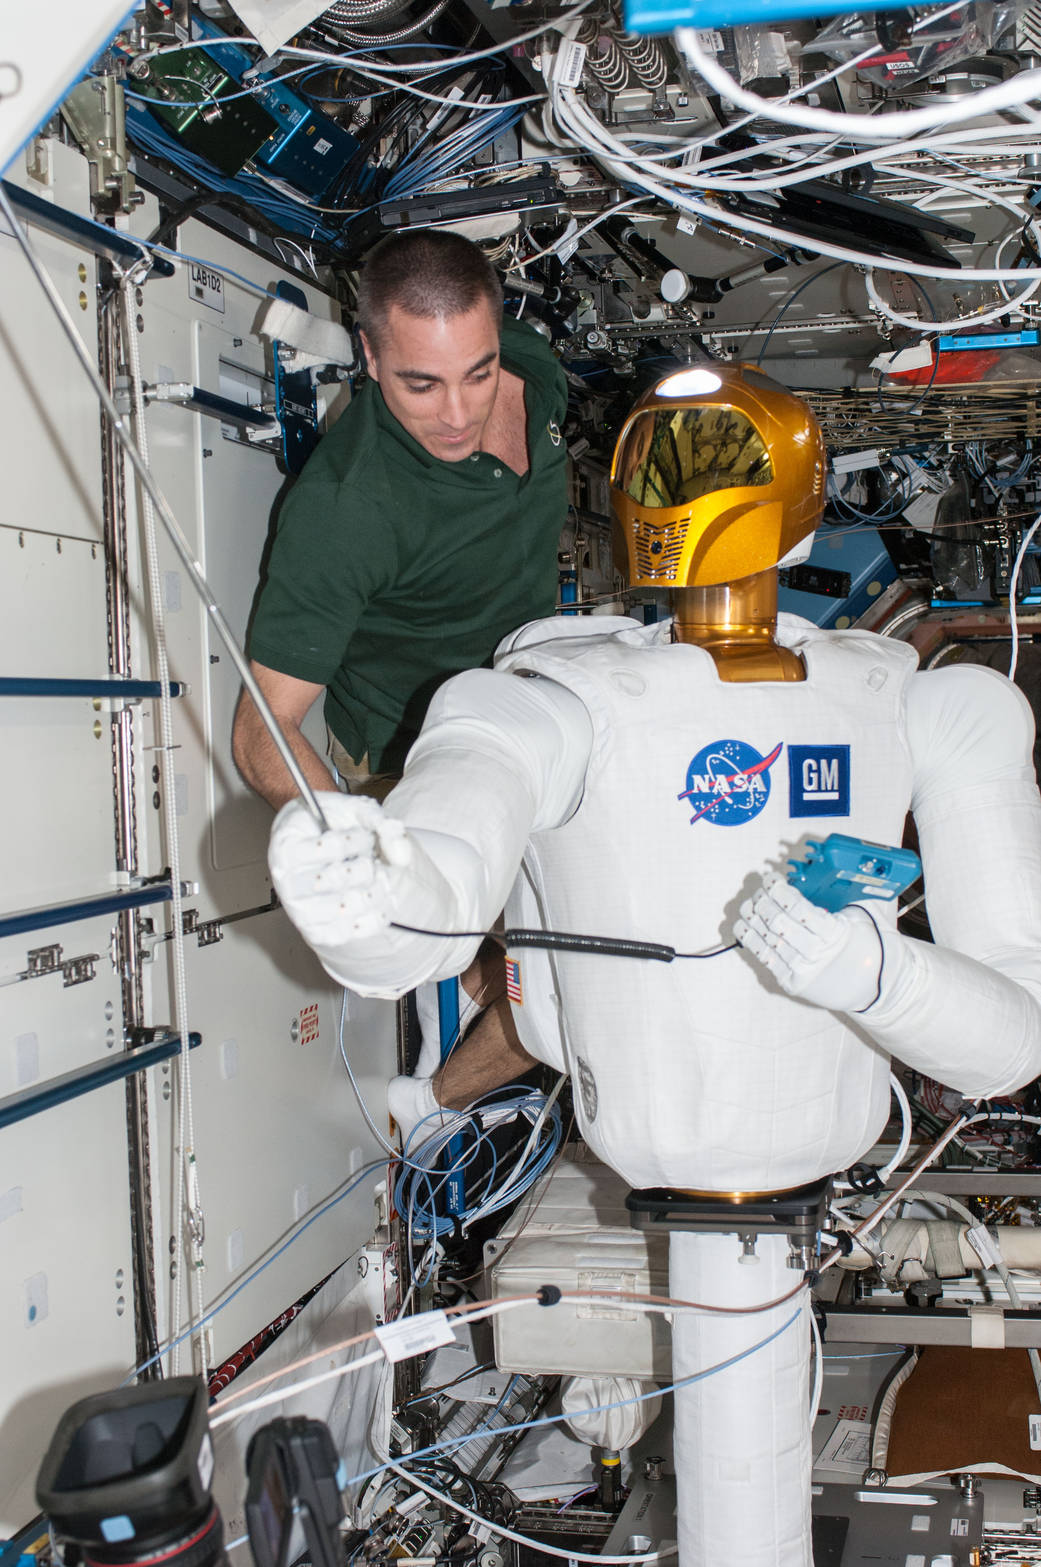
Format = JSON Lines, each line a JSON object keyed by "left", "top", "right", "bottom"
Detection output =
{"left": 342, "top": 1304, "right": 805, "bottom": 1490}
{"left": 124, "top": 1158, "right": 387, "bottom": 1383}
{"left": 394, "top": 1088, "right": 562, "bottom": 1246}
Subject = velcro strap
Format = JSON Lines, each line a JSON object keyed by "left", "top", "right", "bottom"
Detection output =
{"left": 969, "top": 1303, "right": 1006, "bottom": 1349}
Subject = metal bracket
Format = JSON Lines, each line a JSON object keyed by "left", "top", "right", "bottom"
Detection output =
{"left": 59, "top": 74, "right": 141, "bottom": 217}
{"left": 144, "top": 381, "right": 281, "bottom": 439}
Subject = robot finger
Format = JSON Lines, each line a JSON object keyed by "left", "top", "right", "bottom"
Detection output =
{"left": 755, "top": 878, "right": 838, "bottom": 942}
{"left": 734, "top": 917, "right": 795, "bottom": 980}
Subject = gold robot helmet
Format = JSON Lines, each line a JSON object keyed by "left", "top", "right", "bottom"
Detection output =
{"left": 610, "top": 363, "right": 827, "bottom": 589}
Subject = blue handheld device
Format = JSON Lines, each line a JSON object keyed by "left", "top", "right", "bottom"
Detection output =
{"left": 786, "top": 834, "right": 921, "bottom": 913}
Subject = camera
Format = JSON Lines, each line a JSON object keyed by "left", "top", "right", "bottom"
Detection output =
{"left": 36, "top": 1379, "right": 224, "bottom": 1567}
{"left": 36, "top": 1380, "right": 345, "bottom": 1567}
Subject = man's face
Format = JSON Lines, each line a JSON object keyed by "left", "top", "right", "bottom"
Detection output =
{"left": 360, "top": 300, "right": 501, "bottom": 463}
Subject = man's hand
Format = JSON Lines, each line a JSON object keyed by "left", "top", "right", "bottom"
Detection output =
{"left": 269, "top": 793, "right": 429, "bottom": 949}
{"left": 734, "top": 874, "right": 884, "bottom": 1013}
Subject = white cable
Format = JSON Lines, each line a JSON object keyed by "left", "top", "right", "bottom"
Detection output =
{"left": 385, "top": 1460, "right": 676, "bottom": 1563}
{"left": 1009, "top": 513, "right": 1041, "bottom": 680}
{"left": 209, "top": 1348, "right": 387, "bottom": 1426}
{"left": 864, "top": 246, "right": 1041, "bottom": 332}
{"left": 209, "top": 1296, "right": 539, "bottom": 1427}
{"left": 506, "top": 195, "right": 647, "bottom": 270}
{"left": 547, "top": 80, "right": 1041, "bottom": 282}
{"left": 649, "top": 6, "right": 952, "bottom": 166}
{"left": 558, "top": 81, "right": 1041, "bottom": 282}
{"left": 809, "top": 1303, "right": 823, "bottom": 1424}
{"left": 878, "top": 1073, "right": 912, "bottom": 1184}
{"left": 675, "top": 28, "right": 1041, "bottom": 143}
{"left": 542, "top": 59, "right": 1041, "bottom": 280}
{"left": 122, "top": 273, "right": 207, "bottom": 1379}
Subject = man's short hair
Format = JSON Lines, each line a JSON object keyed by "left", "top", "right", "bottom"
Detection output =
{"left": 356, "top": 229, "right": 504, "bottom": 350}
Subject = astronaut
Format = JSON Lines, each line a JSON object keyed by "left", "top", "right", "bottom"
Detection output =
{"left": 268, "top": 364, "right": 1041, "bottom": 1565}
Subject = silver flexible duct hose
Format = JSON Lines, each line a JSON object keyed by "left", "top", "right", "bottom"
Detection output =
{"left": 577, "top": 20, "right": 630, "bottom": 93}
{"left": 616, "top": 30, "right": 668, "bottom": 89}
{"left": 322, "top": 0, "right": 452, "bottom": 44}
{"left": 321, "top": 0, "right": 413, "bottom": 22}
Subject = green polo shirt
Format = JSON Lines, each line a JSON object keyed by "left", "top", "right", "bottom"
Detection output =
{"left": 248, "top": 315, "right": 568, "bottom": 773}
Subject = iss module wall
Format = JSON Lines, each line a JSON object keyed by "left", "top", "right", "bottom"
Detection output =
{"left": 11, "top": 0, "right": 1041, "bottom": 1564}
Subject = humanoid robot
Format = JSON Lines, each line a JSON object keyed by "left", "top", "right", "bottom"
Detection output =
{"left": 268, "top": 364, "right": 1041, "bottom": 1565}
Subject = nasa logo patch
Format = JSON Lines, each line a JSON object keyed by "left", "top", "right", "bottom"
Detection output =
{"left": 788, "top": 745, "right": 851, "bottom": 817}
{"left": 678, "top": 739, "right": 783, "bottom": 827}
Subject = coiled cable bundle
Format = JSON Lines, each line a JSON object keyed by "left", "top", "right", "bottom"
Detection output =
{"left": 394, "top": 1083, "right": 565, "bottom": 1263}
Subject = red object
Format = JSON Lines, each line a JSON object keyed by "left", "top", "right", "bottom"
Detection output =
{"left": 888, "top": 348, "right": 1002, "bottom": 386}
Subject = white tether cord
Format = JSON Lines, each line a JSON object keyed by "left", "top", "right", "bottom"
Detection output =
{"left": 878, "top": 1073, "right": 912, "bottom": 1184}
{"left": 122, "top": 272, "right": 208, "bottom": 1378}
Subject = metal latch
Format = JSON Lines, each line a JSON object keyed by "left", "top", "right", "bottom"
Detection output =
{"left": 24, "top": 943, "right": 97, "bottom": 986}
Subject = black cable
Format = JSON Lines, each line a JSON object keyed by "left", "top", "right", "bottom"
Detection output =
{"left": 390, "top": 921, "right": 738, "bottom": 961}
{"left": 755, "top": 262, "right": 844, "bottom": 364}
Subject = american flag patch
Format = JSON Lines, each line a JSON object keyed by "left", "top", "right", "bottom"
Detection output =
{"left": 505, "top": 958, "right": 523, "bottom": 1005}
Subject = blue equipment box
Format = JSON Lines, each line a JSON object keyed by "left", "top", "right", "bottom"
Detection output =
{"left": 189, "top": 13, "right": 359, "bottom": 200}
{"left": 787, "top": 833, "right": 921, "bottom": 912}
{"left": 625, "top": 0, "right": 918, "bottom": 36}
{"left": 778, "top": 525, "right": 895, "bottom": 630}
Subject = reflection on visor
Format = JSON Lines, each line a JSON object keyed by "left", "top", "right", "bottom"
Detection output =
{"left": 614, "top": 406, "right": 773, "bottom": 509}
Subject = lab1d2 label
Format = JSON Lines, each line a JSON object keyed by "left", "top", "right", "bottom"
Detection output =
{"left": 188, "top": 262, "right": 225, "bottom": 313}
{"left": 298, "top": 1003, "right": 320, "bottom": 1045}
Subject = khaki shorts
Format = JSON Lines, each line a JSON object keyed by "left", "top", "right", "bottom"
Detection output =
{"left": 327, "top": 730, "right": 400, "bottom": 803}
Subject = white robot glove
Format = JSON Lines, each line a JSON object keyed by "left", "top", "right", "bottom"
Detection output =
{"left": 268, "top": 793, "right": 462, "bottom": 995}
{"left": 734, "top": 874, "right": 884, "bottom": 1014}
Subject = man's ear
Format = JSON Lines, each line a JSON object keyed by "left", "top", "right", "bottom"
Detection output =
{"left": 358, "top": 330, "right": 379, "bottom": 381}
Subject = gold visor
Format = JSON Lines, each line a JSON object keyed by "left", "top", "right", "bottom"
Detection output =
{"left": 614, "top": 405, "right": 774, "bottom": 510}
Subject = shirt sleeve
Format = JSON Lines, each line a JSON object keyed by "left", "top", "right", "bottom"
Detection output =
{"left": 858, "top": 663, "right": 1041, "bottom": 1096}
{"left": 247, "top": 463, "right": 397, "bottom": 684}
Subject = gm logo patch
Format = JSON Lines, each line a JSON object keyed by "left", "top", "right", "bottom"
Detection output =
{"left": 788, "top": 745, "right": 850, "bottom": 817}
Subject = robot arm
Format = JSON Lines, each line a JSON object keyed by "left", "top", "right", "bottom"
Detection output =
{"left": 866, "top": 663, "right": 1041, "bottom": 1096}
{"left": 738, "top": 665, "right": 1041, "bottom": 1098}
{"left": 268, "top": 669, "right": 593, "bottom": 996}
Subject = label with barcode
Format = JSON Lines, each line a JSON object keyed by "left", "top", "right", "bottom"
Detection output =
{"left": 374, "top": 1310, "right": 455, "bottom": 1364}
{"left": 554, "top": 39, "right": 587, "bottom": 88}
{"left": 966, "top": 1224, "right": 1003, "bottom": 1270}
{"left": 1030, "top": 1414, "right": 1041, "bottom": 1450}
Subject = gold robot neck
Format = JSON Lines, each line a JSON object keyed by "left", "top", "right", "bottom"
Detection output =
{"left": 669, "top": 570, "right": 806, "bottom": 683}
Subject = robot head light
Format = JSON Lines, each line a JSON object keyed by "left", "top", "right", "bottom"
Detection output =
{"left": 610, "top": 363, "right": 826, "bottom": 590}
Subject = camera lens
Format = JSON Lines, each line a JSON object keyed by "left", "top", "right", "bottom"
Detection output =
{"left": 37, "top": 1378, "right": 226, "bottom": 1567}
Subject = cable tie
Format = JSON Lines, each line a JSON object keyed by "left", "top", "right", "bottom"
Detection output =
{"left": 536, "top": 1284, "right": 562, "bottom": 1306}
{"left": 803, "top": 1268, "right": 821, "bottom": 1287}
